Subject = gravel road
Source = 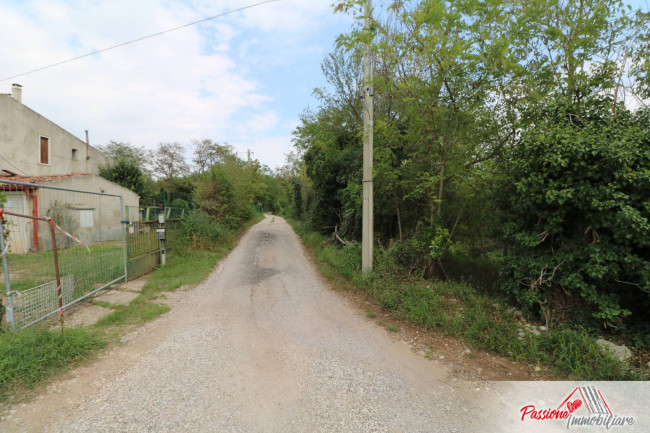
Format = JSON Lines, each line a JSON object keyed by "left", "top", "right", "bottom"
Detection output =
{"left": 2, "top": 215, "right": 498, "bottom": 432}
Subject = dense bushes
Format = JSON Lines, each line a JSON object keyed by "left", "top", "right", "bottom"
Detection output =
{"left": 179, "top": 209, "right": 231, "bottom": 251}
{"left": 497, "top": 101, "right": 650, "bottom": 339}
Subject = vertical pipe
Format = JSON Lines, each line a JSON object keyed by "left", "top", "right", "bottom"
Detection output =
{"left": 0, "top": 218, "right": 16, "bottom": 331}
{"left": 120, "top": 196, "right": 128, "bottom": 283}
{"left": 85, "top": 130, "right": 90, "bottom": 160}
{"left": 362, "top": 0, "right": 374, "bottom": 274}
{"left": 48, "top": 220, "right": 64, "bottom": 332}
{"left": 33, "top": 192, "right": 39, "bottom": 250}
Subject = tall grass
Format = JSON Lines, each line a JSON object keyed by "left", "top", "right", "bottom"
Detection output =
{"left": 0, "top": 328, "right": 106, "bottom": 401}
{"left": 288, "top": 218, "right": 643, "bottom": 381}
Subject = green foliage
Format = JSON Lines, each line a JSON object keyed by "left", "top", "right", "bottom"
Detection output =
{"left": 179, "top": 210, "right": 230, "bottom": 251}
{"left": 0, "top": 328, "right": 106, "bottom": 401}
{"left": 292, "top": 220, "right": 641, "bottom": 380}
{"left": 98, "top": 142, "right": 156, "bottom": 204}
{"left": 497, "top": 100, "right": 650, "bottom": 332}
{"left": 94, "top": 297, "right": 169, "bottom": 328}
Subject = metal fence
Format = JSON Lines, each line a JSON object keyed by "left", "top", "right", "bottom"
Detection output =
{"left": 1, "top": 179, "right": 127, "bottom": 330}
{"left": 126, "top": 219, "right": 181, "bottom": 258}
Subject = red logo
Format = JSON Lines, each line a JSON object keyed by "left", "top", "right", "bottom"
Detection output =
{"left": 520, "top": 386, "right": 635, "bottom": 429}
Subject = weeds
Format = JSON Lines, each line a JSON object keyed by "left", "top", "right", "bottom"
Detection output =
{"left": 0, "top": 328, "right": 106, "bottom": 401}
{"left": 288, "top": 218, "right": 643, "bottom": 381}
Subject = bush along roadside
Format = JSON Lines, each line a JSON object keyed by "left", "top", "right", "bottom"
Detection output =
{"left": 0, "top": 212, "right": 264, "bottom": 404}
{"left": 288, "top": 219, "right": 647, "bottom": 381}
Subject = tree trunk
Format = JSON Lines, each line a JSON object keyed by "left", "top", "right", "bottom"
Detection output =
{"left": 437, "top": 151, "right": 446, "bottom": 218}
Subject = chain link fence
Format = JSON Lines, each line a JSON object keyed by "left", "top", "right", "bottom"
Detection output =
{"left": 1, "top": 179, "right": 128, "bottom": 329}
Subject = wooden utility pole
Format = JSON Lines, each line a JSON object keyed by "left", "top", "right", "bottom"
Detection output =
{"left": 362, "top": 0, "right": 374, "bottom": 274}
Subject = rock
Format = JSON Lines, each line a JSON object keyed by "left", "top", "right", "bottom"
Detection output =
{"left": 539, "top": 325, "right": 547, "bottom": 332}
{"left": 534, "top": 366, "right": 542, "bottom": 372}
{"left": 530, "top": 329, "right": 541, "bottom": 336}
{"left": 438, "top": 355, "right": 445, "bottom": 360}
{"left": 417, "top": 350, "right": 426, "bottom": 357}
{"left": 596, "top": 339, "right": 632, "bottom": 362}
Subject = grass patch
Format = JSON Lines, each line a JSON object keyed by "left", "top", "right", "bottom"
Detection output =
{"left": 366, "top": 312, "right": 377, "bottom": 318}
{"left": 94, "top": 297, "right": 170, "bottom": 328}
{"left": 141, "top": 250, "right": 226, "bottom": 298}
{"left": 91, "top": 300, "right": 119, "bottom": 310}
{"left": 0, "top": 328, "right": 107, "bottom": 401}
{"left": 288, "top": 218, "right": 645, "bottom": 381}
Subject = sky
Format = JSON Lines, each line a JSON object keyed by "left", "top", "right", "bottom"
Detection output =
{"left": 0, "top": 0, "right": 355, "bottom": 170}
{"left": 1, "top": 1, "right": 648, "bottom": 171}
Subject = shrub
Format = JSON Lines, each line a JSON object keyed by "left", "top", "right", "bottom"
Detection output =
{"left": 496, "top": 100, "right": 650, "bottom": 334}
{"left": 179, "top": 209, "right": 230, "bottom": 251}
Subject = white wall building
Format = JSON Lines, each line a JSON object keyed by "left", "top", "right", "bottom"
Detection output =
{"left": 0, "top": 84, "right": 140, "bottom": 254}
{"left": 0, "top": 84, "right": 108, "bottom": 177}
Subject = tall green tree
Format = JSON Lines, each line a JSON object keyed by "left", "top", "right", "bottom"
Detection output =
{"left": 98, "top": 141, "right": 155, "bottom": 203}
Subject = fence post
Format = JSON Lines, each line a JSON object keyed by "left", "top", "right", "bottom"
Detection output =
{"left": 120, "top": 196, "right": 128, "bottom": 283}
{"left": 0, "top": 219, "right": 16, "bottom": 331}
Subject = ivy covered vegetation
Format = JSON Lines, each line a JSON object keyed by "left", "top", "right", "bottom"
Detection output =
{"left": 279, "top": 0, "right": 650, "bottom": 355}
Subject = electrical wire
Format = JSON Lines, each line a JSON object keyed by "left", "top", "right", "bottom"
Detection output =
{"left": 1, "top": 0, "right": 279, "bottom": 82}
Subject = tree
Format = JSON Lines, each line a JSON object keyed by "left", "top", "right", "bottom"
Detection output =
{"left": 98, "top": 141, "right": 152, "bottom": 173}
{"left": 98, "top": 142, "right": 155, "bottom": 203}
{"left": 153, "top": 143, "right": 190, "bottom": 181}
{"left": 192, "top": 149, "right": 266, "bottom": 228}
{"left": 192, "top": 139, "right": 237, "bottom": 173}
{"left": 496, "top": 100, "right": 650, "bottom": 336}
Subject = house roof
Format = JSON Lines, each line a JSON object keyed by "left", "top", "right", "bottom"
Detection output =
{"left": 0, "top": 173, "right": 92, "bottom": 185}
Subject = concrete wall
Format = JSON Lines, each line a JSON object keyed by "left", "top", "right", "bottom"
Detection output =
{"left": 3, "top": 175, "right": 139, "bottom": 253}
{"left": 0, "top": 94, "right": 108, "bottom": 176}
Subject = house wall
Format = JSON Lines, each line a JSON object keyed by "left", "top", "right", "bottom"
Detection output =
{"left": 2, "top": 175, "right": 139, "bottom": 253}
{"left": 0, "top": 94, "right": 108, "bottom": 176}
{"left": 2, "top": 191, "right": 30, "bottom": 254}
{"left": 37, "top": 175, "right": 140, "bottom": 246}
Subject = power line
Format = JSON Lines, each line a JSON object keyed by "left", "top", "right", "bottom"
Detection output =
{"left": 1, "top": 0, "right": 279, "bottom": 82}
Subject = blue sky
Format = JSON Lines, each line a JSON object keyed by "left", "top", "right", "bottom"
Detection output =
{"left": 0, "top": 0, "right": 354, "bottom": 169}
{"left": 1, "top": 0, "right": 648, "bottom": 170}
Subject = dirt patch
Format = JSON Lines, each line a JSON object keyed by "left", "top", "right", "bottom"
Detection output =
{"left": 63, "top": 304, "right": 112, "bottom": 328}
{"left": 94, "top": 289, "right": 138, "bottom": 306}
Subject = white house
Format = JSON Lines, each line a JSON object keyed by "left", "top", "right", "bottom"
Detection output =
{"left": 0, "top": 84, "right": 140, "bottom": 254}
{"left": 0, "top": 84, "right": 108, "bottom": 177}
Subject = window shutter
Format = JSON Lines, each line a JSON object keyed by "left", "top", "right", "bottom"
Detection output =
{"left": 40, "top": 136, "right": 49, "bottom": 164}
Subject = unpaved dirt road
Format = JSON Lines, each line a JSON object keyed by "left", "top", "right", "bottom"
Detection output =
{"left": 2, "top": 215, "right": 501, "bottom": 432}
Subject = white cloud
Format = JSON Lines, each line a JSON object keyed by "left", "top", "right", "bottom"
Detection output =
{"left": 0, "top": 0, "right": 352, "bottom": 168}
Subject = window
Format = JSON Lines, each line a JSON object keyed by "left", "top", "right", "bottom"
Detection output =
{"left": 39, "top": 136, "right": 49, "bottom": 165}
{"left": 72, "top": 148, "right": 77, "bottom": 160}
{"left": 79, "top": 210, "right": 94, "bottom": 227}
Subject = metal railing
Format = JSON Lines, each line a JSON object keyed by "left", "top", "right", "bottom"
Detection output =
{"left": 126, "top": 218, "right": 181, "bottom": 258}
